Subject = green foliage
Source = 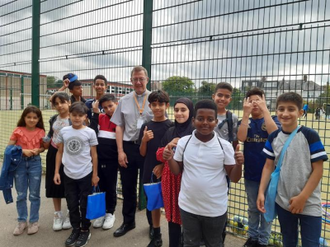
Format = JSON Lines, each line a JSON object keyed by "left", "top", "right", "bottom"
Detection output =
{"left": 317, "top": 83, "right": 330, "bottom": 107}
{"left": 229, "top": 87, "right": 244, "bottom": 110}
{"left": 47, "top": 76, "right": 62, "bottom": 88}
{"left": 198, "top": 81, "right": 216, "bottom": 96}
{"left": 162, "top": 76, "right": 195, "bottom": 96}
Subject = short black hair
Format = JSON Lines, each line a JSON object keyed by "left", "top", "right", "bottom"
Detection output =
{"left": 51, "top": 92, "right": 70, "bottom": 105}
{"left": 148, "top": 90, "right": 170, "bottom": 104}
{"left": 94, "top": 75, "right": 107, "bottom": 84}
{"left": 99, "top": 94, "right": 117, "bottom": 106}
{"left": 276, "top": 92, "right": 303, "bottom": 110}
{"left": 68, "top": 80, "right": 82, "bottom": 90}
{"left": 214, "top": 82, "right": 233, "bottom": 93}
{"left": 194, "top": 99, "right": 217, "bottom": 118}
{"left": 69, "top": 101, "right": 88, "bottom": 114}
{"left": 245, "top": 87, "right": 264, "bottom": 99}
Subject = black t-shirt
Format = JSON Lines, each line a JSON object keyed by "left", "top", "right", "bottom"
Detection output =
{"left": 139, "top": 119, "right": 173, "bottom": 183}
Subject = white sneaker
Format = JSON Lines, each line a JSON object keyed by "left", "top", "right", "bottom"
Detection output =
{"left": 102, "top": 213, "right": 115, "bottom": 230}
{"left": 53, "top": 212, "right": 63, "bottom": 231}
{"left": 62, "top": 211, "right": 72, "bottom": 230}
{"left": 93, "top": 216, "right": 105, "bottom": 228}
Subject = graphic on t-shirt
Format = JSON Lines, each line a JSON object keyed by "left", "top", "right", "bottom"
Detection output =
{"left": 65, "top": 136, "right": 84, "bottom": 155}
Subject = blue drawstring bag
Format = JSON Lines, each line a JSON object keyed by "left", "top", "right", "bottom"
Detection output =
{"left": 143, "top": 173, "right": 164, "bottom": 211}
{"left": 86, "top": 186, "right": 106, "bottom": 220}
{"left": 264, "top": 126, "right": 300, "bottom": 222}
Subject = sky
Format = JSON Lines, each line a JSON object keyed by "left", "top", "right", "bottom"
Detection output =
{"left": 1, "top": 0, "right": 330, "bottom": 88}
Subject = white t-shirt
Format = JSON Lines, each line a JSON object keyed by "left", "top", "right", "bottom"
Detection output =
{"left": 57, "top": 126, "right": 98, "bottom": 179}
{"left": 174, "top": 130, "right": 235, "bottom": 217}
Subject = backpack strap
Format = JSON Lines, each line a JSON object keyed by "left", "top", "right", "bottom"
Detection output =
{"left": 182, "top": 135, "right": 193, "bottom": 164}
{"left": 226, "top": 111, "right": 233, "bottom": 143}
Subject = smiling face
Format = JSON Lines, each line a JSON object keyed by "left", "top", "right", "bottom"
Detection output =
{"left": 24, "top": 112, "right": 40, "bottom": 130}
{"left": 131, "top": 70, "right": 149, "bottom": 95}
{"left": 212, "top": 88, "right": 232, "bottom": 112}
{"left": 149, "top": 101, "right": 169, "bottom": 121}
{"left": 174, "top": 103, "right": 190, "bottom": 124}
{"left": 193, "top": 108, "right": 218, "bottom": 141}
{"left": 276, "top": 102, "right": 303, "bottom": 132}
{"left": 94, "top": 79, "right": 107, "bottom": 95}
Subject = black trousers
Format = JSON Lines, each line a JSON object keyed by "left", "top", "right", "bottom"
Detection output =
{"left": 63, "top": 172, "right": 92, "bottom": 231}
{"left": 120, "top": 142, "right": 151, "bottom": 225}
{"left": 98, "top": 159, "right": 118, "bottom": 214}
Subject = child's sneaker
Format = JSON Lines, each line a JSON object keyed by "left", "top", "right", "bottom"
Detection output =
{"left": 93, "top": 216, "right": 105, "bottom": 228}
{"left": 53, "top": 212, "right": 63, "bottom": 231}
{"left": 65, "top": 229, "right": 80, "bottom": 246}
{"left": 27, "top": 222, "right": 39, "bottom": 235}
{"left": 75, "top": 230, "right": 91, "bottom": 247}
{"left": 243, "top": 237, "right": 258, "bottom": 247}
{"left": 13, "top": 221, "right": 27, "bottom": 236}
{"left": 102, "top": 213, "right": 115, "bottom": 230}
{"left": 63, "top": 211, "right": 72, "bottom": 230}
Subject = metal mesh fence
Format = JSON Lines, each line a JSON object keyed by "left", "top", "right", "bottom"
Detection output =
{"left": 1, "top": 0, "right": 330, "bottom": 245}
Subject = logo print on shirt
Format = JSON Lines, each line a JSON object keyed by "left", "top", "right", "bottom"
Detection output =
{"left": 66, "top": 136, "right": 84, "bottom": 155}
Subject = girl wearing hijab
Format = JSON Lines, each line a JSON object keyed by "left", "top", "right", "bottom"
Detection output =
{"left": 156, "top": 98, "right": 194, "bottom": 247}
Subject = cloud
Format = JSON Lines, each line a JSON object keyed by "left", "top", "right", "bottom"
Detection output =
{"left": 1, "top": 0, "right": 330, "bottom": 89}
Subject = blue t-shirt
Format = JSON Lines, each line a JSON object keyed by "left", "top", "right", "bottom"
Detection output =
{"left": 239, "top": 116, "right": 280, "bottom": 182}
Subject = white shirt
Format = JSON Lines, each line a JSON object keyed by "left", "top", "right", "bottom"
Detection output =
{"left": 57, "top": 126, "right": 98, "bottom": 179}
{"left": 174, "top": 130, "right": 235, "bottom": 217}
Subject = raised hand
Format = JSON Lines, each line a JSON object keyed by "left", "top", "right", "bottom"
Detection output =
{"left": 243, "top": 97, "right": 253, "bottom": 116}
{"left": 256, "top": 94, "right": 268, "bottom": 113}
{"left": 92, "top": 100, "right": 100, "bottom": 113}
{"left": 142, "top": 126, "right": 154, "bottom": 142}
{"left": 234, "top": 144, "right": 244, "bottom": 165}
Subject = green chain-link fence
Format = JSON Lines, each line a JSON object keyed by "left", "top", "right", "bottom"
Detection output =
{"left": 1, "top": 1, "right": 330, "bottom": 245}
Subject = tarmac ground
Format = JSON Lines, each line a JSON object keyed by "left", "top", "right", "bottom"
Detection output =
{"left": 0, "top": 175, "right": 245, "bottom": 247}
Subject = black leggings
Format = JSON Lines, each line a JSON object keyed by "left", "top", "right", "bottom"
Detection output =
{"left": 168, "top": 222, "right": 182, "bottom": 247}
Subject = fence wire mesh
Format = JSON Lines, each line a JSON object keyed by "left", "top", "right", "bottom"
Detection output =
{"left": 1, "top": 0, "right": 330, "bottom": 245}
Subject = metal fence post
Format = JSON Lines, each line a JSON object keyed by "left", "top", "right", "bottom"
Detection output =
{"left": 139, "top": 0, "right": 153, "bottom": 211}
{"left": 31, "top": 0, "right": 40, "bottom": 107}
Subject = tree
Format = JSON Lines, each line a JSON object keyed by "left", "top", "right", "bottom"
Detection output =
{"left": 316, "top": 82, "right": 330, "bottom": 107}
{"left": 198, "top": 81, "right": 216, "bottom": 96}
{"left": 162, "top": 76, "right": 194, "bottom": 96}
{"left": 47, "top": 76, "right": 63, "bottom": 88}
{"left": 229, "top": 87, "right": 244, "bottom": 110}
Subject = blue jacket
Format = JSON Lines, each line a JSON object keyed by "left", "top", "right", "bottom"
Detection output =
{"left": 0, "top": 145, "right": 22, "bottom": 204}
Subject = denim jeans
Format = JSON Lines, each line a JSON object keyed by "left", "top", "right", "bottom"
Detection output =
{"left": 245, "top": 179, "right": 272, "bottom": 245}
{"left": 63, "top": 172, "right": 92, "bottom": 231}
{"left": 276, "top": 203, "right": 321, "bottom": 247}
{"left": 180, "top": 208, "right": 226, "bottom": 247}
{"left": 14, "top": 155, "right": 42, "bottom": 223}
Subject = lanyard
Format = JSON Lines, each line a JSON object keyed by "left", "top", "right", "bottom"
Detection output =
{"left": 133, "top": 93, "right": 147, "bottom": 115}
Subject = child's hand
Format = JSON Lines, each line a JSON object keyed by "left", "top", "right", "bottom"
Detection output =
{"left": 92, "top": 175, "right": 100, "bottom": 187}
{"left": 142, "top": 126, "right": 154, "bottom": 142}
{"left": 63, "top": 78, "right": 70, "bottom": 89}
{"left": 243, "top": 97, "right": 253, "bottom": 115}
{"left": 54, "top": 173, "right": 61, "bottom": 185}
{"left": 23, "top": 149, "right": 35, "bottom": 157}
{"left": 289, "top": 195, "right": 307, "bottom": 214}
{"left": 92, "top": 100, "right": 100, "bottom": 114}
{"left": 163, "top": 145, "right": 174, "bottom": 161}
{"left": 118, "top": 151, "right": 128, "bottom": 168}
{"left": 153, "top": 164, "right": 164, "bottom": 179}
{"left": 234, "top": 145, "right": 244, "bottom": 165}
{"left": 168, "top": 137, "right": 180, "bottom": 150}
{"left": 256, "top": 94, "right": 268, "bottom": 113}
{"left": 257, "top": 193, "right": 266, "bottom": 213}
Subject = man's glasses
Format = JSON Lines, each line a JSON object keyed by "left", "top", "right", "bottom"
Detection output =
{"left": 132, "top": 78, "right": 147, "bottom": 82}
